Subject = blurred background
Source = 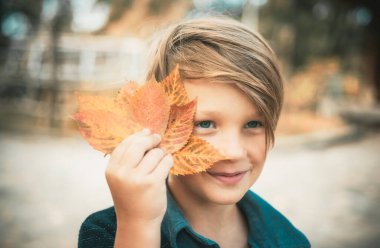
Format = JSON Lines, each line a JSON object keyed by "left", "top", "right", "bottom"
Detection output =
{"left": 0, "top": 0, "right": 379, "bottom": 247}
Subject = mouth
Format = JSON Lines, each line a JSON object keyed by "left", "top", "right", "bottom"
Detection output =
{"left": 207, "top": 171, "right": 248, "bottom": 185}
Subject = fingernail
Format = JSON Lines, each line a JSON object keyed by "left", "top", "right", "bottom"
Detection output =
{"left": 153, "top": 133, "right": 161, "bottom": 140}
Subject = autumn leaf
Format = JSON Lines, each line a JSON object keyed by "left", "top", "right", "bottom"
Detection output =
{"left": 160, "top": 64, "right": 189, "bottom": 106}
{"left": 160, "top": 99, "right": 197, "bottom": 153}
{"left": 74, "top": 108, "right": 142, "bottom": 154}
{"left": 74, "top": 83, "right": 144, "bottom": 154}
{"left": 116, "top": 81, "right": 138, "bottom": 106}
{"left": 73, "top": 66, "right": 226, "bottom": 175}
{"left": 76, "top": 93, "right": 116, "bottom": 112}
{"left": 171, "top": 135, "right": 226, "bottom": 175}
{"left": 130, "top": 81, "right": 170, "bottom": 135}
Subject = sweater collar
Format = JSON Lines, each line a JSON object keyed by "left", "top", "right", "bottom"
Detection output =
{"left": 161, "top": 187, "right": 189, "bottom": 248}
{"left": 161, "top": 186, "right": 218, "bottom": 248}
{"left": 161, "top": 185, "right": 258, "bottom": 248}
{"left": 160, "top": 186, "right": 309, "bottom": 248}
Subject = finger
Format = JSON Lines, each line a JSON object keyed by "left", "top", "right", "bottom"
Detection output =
{"left": 109, "top": 128, "right": 150, "bottom": 166}
{"left": 135, "top": 148, "right": 166, "bottom": 174}
{"left": 119, "top": 133, "right": 162, "bottom": 169}
{"left": 150, "top": 154, "right": 174, "bottom": 181}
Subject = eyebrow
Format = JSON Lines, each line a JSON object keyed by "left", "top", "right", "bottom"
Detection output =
{"left": 196, "top": 110, "right": 264, "bottom": 118}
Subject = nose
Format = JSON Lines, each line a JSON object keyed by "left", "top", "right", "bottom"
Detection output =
{"left": 217, "top": 133, "right": 247, "bottom": 160}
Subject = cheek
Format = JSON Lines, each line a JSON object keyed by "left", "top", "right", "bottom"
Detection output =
{"left": 175, "top": 173, "right": 204, "bottom": 189}
{"left": 246, "top": 137, "right": 267, "bottom": 166}
{"left": 197, "top": 135, "right": 227, "bottom": 157}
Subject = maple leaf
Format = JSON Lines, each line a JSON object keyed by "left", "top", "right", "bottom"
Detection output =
{"left": 171, "top": 136, "right": 227, "bottom": 175}
{"left": 74, "top": 108, "right": 142, "bottom": 154}
{"left": 76, "top": 93, "right": 116, "bottom": 112}
{"left": 115, "top": 81, "right": 138, "bottom": 106}
{"left": 73, "top": 66, "right": 226, "bottom": 175}
{"left": 160, "top": 64, "right": 189, "bottom": 106}
{"left": 130, "top": 81, "right": 170, "bottom": 135}
{"left": 74, "top": 85, "right": 144, "bottom": 154}
{"left": 160, "top": 99, "right": 197, "bottom": 153}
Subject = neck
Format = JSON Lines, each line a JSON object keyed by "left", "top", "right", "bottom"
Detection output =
{"left": 167, "top": 177, "right": 246, "bottom": 241}
{"left": 189, "top": 205, "right": 242, "bottom": 241}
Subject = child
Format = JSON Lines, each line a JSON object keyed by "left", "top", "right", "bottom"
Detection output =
{"left": 78, "top": 17, "right": 310, "bottom": 248}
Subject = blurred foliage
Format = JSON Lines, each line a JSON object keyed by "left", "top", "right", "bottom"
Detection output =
{"left": 98, "top": 0, "right": 181, "bottom": 23}
{"left": 258, "top": 0, "right": 380, "bottom": 105}
{"left": 50, "top": 0, "right": 73, "bottom": 34}
{"left": 0, "top": 0, "right": 43, "bottom": 62}
{"left": 259, "top": 0, "right": 370, "bottom": 69}
{"left": 0, "top": 0, "right": 72, "bottom": 62}
{"left": 97, "top": 0, "right": 133, "bottom": 21}
{"left": 0, "top": 0, "right": 73, "bottom": 130}
{"left": 148, "top": 0, "right": 180, "bottom": 15}
{"left": 0, "top": 0, "right": 43, "bottom": 30}
{"left": 285, "top": 59, "right": 362, "bottom": 110}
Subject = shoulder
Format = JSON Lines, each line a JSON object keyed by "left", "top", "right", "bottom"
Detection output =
{"left": 78, "top": 207, "right": 117, "bottom": 248}
{"left": 242, "top": 190, "right": 311, "bottom": 247}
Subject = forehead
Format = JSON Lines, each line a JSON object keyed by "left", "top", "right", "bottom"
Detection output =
{"left": 183, "top": 79, "right": 261, "bottom": 116}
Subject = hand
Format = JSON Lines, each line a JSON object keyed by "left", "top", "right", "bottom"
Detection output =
{"left": 105, "top": 128, "right": 174, "bottom": 227}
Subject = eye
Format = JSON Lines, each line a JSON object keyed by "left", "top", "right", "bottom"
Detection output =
{"left": 245, "top": 120, "right": 263, "bottom": 128}
{"left": 195, "top": 121, "right": 215, "bottom": 129}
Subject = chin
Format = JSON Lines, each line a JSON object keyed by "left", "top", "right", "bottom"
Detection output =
{"left": 201, "top": 178, "right": 253, "bottom": 205}
{"left": 209, "top": 189, "right": 248, "bottom": 205}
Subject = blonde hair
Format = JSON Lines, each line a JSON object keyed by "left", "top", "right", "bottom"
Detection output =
{"left": 146, "top": 17, "right": 284, "bottom": 148}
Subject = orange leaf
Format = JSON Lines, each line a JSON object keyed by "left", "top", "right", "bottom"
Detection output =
{"left": 76, "top": 93, "right": 116, "bottom": 112}
{"left": 160, "top": 99, "right": 197, "bottom": 153}
{"left": 74, "top": 109, "right": 142, "bottom": 154}
{"left": 160, "top": 64, "right": 189, "bottom": 106}
{"left": 74, "top": 67, "right": 226, "bottom": 175}
{"left": 171, "top": 135, "right": 226, "bottom": 175}
{"left": 116, "top": 81, "right": 138, "bottom": 106}
{"left": 130, "top": 81, "right": 170, "bottom": 134}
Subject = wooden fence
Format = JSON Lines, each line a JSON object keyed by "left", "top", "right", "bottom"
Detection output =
{"left": 0, "top": 32, "right": 147, "bottom": 133}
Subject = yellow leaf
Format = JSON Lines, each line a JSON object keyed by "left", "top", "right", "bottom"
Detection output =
{"left": 74, "top": 109, "right": 142, "bottom": 154}
{"left": 76, "top": 93, "right": 116, "bottom": 112}
{"left": 116, "top": 81, "right": 138, "bottom": 106}
{"left": 171, "top": 135, "right": 226, "bottom": 175}
{"left": 160, "top": 64, "right": 189, "bottom": 106}
{"left": 160, "top": 99, "right": 197, "bottom": 153}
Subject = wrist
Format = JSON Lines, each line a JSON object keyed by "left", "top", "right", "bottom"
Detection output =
{"left": 115, "top": 219, "right": 161, "bottom": 248}
{"left": 117, "top": 217, "right": 162, "bottom": 231}
{"left": 116, "top": 211, "right": 164, "bottom": 227}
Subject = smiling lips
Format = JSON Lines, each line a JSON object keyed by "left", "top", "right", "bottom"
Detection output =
{"left": 207, "top": 171, "right": 247, "bottom": 185}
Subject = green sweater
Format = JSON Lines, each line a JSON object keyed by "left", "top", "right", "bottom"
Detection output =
{"left": 78, "top": 189, "right": 310, "bottom": 248}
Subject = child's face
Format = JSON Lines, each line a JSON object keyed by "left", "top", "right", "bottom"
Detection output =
{"left": 169, "top": 79, "right": 267, "bottom": 205}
